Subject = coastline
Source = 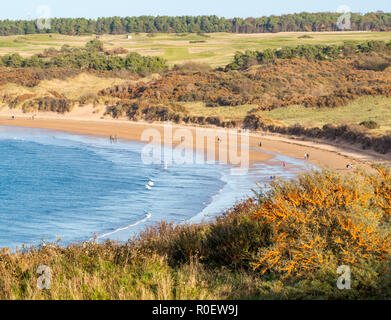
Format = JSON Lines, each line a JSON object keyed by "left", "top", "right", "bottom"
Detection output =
{"left": 0, "top": 122, "right": 315, "bottom": 248}
{"left": 0, "top": 114, "right": 389, "bottom": 172}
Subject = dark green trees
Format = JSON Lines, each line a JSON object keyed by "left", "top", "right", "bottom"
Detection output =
{"left": 0, "top": 12, "right": 390, "bottom": 36}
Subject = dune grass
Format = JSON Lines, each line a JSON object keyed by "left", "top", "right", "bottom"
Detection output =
{"left": 2, "top": 247, "right": 262, "bottom": 300}
{"left": 183, "top": 102, "right": 257, "bottom": 121}
{"left": 0, "top": 73, "right": 161, "bottom": 107}
{"left": 263, "top": 96, "right": 391, "bottom": 134}
{"left": 32, "top": 74, "right": 130, "bottom": 101}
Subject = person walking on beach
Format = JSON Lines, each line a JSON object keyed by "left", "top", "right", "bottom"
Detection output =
{"left": 283, "top": 161, "right": 286, "bottom": 168}
{"left": 259, "top": 141, "right": 262, "bottom": 148}
{"left": 110, "top": 135, "right": 118, "bottom": 144}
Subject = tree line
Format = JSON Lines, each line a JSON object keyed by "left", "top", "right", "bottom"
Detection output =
{"left": 0, "top": 12, "right": 391, "bottom": 36}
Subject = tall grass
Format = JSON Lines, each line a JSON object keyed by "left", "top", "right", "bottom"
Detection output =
{"left": 263, "top": 96, "right": 391, "bottom": 134}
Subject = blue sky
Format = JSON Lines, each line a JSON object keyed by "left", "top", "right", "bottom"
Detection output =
{"left": 1, "top": 0, "right": 390, "bottom": 20}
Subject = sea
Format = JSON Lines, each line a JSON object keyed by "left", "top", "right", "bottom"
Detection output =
{"left": 0, "top": 125, "right": 315, "bottom": 249}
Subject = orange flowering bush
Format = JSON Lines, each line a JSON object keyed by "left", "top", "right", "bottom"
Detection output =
{"left": 253, "top": 168, "right": 391, "bottom": 280}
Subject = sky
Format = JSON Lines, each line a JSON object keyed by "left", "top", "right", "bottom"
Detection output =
{"left": 1, "top": 0, "right": 390, "bottom": 20}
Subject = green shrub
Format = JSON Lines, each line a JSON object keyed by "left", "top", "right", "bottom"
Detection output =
{"left": 0, "top": 45, "right": 168, "bottom": 74}
{"left": 359, "top": 120, "right": 380, "bottom": 129}
{"left": 202, "top": 200, "right": 271, "bottom": 269}
{"left": 298, "top": 34, "right": 313, "bottom": 39}
{"left": 225, "top": 41, "right": 391, "bottom": 70}
{"left": 85, "top": 39, "right": 104, "bottom": 52}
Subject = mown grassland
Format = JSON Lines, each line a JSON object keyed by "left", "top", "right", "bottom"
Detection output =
{"left": 2, "top": 31, "right": 391, "bottom": 67}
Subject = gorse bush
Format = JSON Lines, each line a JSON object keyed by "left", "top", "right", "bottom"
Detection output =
{"left": 137, "top": 199, "right": 269, "bottom": 269}
{"left": 253, "top": 169, "right": 391, "bottom": 279}
{"left": 0, "top": 67, "right": 81, "bottom": 87}
{"left": 359, "top": 120, "right": 380, "bottom": 130}
{"left": 104, "top": 100, "right": 240, "bottom": 127}
{"left": 0, "top": 41, "right": 168, "bottom": 74}
{"left": 100, "top": 45, "right": 391, "bottom": 112}
{"left": 0, "top": 51, "right": 167, "bottom": 73}
{"left": 85, "top": 39, "right": 104, "bottom": 52}
{"left": 22, "top": 97, "right": 74, "bottom": 113}
{"left": 105, "top": 100, "right": 188, "bottom": 122}
{"left": 226, "top": 41, "right": 391, "bottom": 70}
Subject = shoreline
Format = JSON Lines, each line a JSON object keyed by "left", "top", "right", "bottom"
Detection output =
{"left": 0, "top": 121, "right": 316, "bottom": 248}
{"left": 0, "top": 114, "right": 390, "bottom": 248}
{"left": 0, "top": 115, "right": 389, "bottom": 171}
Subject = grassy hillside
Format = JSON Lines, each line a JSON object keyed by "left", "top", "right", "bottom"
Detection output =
{"left": 263, "top": 96, "right": 391, "bottom": 135}
{"left": 1, "top": 168, "right": 390, "bottom": 300}
{"left": 2, "top": 31, "right": 391, "bottom": 67}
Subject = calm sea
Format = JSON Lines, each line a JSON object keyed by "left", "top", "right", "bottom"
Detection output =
{"left": 0, "top": 125, "right": 313, "bottom": 249}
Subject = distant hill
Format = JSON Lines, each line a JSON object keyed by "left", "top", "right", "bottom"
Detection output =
{"left": 1, "top": 12, "right": 391, "bottom": 36}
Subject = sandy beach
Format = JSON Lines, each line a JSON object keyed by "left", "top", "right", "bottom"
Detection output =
{"left": 0, "top": 111, "right": 389, "bottom": 172}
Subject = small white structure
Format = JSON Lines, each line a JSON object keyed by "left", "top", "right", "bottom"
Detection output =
{"left": 126, "top": 34, "right": 132, "bottom": 39}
